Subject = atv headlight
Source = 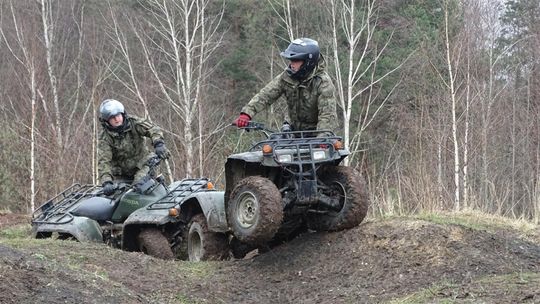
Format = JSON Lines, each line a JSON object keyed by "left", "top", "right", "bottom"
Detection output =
{"left": 277, "top": 154, "right": 293, "bottom": 163}
{"left": 312, "top": 150, "right": 327, "bottom": 161}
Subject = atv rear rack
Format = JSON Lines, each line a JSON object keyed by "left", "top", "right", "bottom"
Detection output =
{"left": 146, "top": 177, "right": 212, "bottom": 210}
{"left": 32, "top": 184, "right": 101, "bottom": 225}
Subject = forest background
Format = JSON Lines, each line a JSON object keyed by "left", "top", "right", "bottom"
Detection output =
{"left": 0, "top": 0, "right": 538, "bottom": 224}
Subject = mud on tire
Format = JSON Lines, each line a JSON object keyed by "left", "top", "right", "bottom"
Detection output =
{"left": 172, "top": 230, "right": 188, "bottom": 260}
{"left": 137, "top": 228, "right": 174, "bottom": 260}
{"left": 307, "top": 166, "right": 369, "bottom": 231}
{"left": 187, "top": 214, "right": 229, "bottom": 261}
{"left": 227, "top": 176, "right": 283, "bottom": 244}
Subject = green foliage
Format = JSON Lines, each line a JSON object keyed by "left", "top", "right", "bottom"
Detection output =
{"left": 218, "top": 0, "right": 282, "bottom": 106}
{"left": 0, "top": 225, "right": 31, "bottom": 239}
{"left": 348, "top": 0, "right": 460, "bottom": 166}
{"left": 500, "top": 0, "right": 540, "bottom": 40}
{"left": 221, "top": 47, "right": 258, "bottom": 83}
{"left": 498, "top": 0, "right": 540, "bottom": 79}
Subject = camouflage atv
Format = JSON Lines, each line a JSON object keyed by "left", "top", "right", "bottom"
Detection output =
{"left": 225, "top": 122, "right": 369, "bottom": 251}
{"left": 31, "top": 156, "right": 229, "bottom": 261}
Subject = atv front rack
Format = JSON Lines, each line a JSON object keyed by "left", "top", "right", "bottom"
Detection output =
{"left": 251, "top": 130, "right": 341, "bottom": 160}
{"left": 249, "top": 130, "right": 346, "bottom": 205}
{"left": 146, "top": 177, "right": 212, "bottom": 210}
{"left": 32, "top": 184, "right": 101, "bottom": 225}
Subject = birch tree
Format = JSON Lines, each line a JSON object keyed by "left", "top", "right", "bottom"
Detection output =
{"left": 268, "top": 0, "right": 295, "bottom": 41}
{"left": 329, "top": 0, "right": 406, "bottom": 166}
{"left": 442, "top": 0, "right": 461, "bottom": 211}
{"left": 1, "top": 1, "right": 39, "bottom": 211}
{"left": 40, "top": 0, "right": 62, "bottom": 149}
{"left": 107, "top": 0, "right": 224, "bottom": 177}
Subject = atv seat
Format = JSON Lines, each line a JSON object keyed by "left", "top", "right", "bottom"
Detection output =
{"left": 71, "top": 196, "right": 118, "bottom": 222}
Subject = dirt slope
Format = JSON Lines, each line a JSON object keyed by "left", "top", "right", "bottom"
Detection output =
{"left": 0, "top": 213, "right": 539, "bottom": 304}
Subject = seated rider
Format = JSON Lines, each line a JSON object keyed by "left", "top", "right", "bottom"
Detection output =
{"left": 98, "top": 99, "right": 171, "bottom": 195}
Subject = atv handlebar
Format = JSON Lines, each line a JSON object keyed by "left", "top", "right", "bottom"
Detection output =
{"left": 234, "top": 121, "right": 337, "bottom": 139}
{"left": 233, "top": 121, "right": 274, "bottom": 131}
{"left": 232, "top": 121, "right": 276, "bottom": 138}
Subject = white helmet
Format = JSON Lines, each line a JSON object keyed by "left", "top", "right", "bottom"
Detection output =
{"left": 99, "top": 99, "right": 125, "bottom": 122}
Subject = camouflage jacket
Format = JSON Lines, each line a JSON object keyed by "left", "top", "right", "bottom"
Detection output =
{"left": 98, "top": 116, "right": 164, "bottom": 183}
{"left": 241, "top": 56, "right": 338, "bottom": 131}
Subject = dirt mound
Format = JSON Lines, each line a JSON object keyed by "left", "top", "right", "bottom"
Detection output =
{"left": 200, "top": 218, "right": 540, "bottom": 303}
{"left": 0, "top": 215, "right": 539, "bottom": 303}
{"left": 0, "top": 244, "right": 138, "bottom": 304}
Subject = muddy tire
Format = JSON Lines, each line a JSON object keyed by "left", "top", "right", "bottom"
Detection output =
{"left": 137, "top": 228, "right": 174, "bottom": 260}
{"left": 227, "top": 176, "right": 283, "bottom": 244}
{"left": 187, "top": 214, "right": 229, "bottom": 261}
{"left": 172, "top": 230, "right": 188, "bottom": 260}
{"left": 307, "top": 166, "right": 369, "bottom": 231}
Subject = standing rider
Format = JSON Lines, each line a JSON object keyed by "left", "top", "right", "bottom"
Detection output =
{"left": 98, "top": 99, "right": 170, "bottom": 195}
{"left": 234, "top": 37, "right": 338, "bottom": 133}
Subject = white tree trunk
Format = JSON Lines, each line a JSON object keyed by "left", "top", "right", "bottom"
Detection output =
{"left": 108, "top": 0, "right": 223, "bottom": 178}
{"left": 2, "top": 2, "right": 39, "bottom": 212}
{"left": 444, "top": 3, "right": 460, "bottom": 211}
{"left": 30, "top": 69, "right": 36, "bottom": 212}
{"left": 327, "top": 0, "right": 404, "bottom": 166}
{"left": 40, "top": 0, "right": 63, "bottom": 148}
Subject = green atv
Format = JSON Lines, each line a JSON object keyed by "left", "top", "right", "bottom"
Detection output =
{"left": 225, "top": 122, "right": 369, "bottom": 254}
{"left": 31, "top": 156, "right": 230, "bottom": 261}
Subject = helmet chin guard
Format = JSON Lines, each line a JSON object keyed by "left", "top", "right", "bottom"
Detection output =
{"left": 280, "top": 38, "right": 320, "bottom": 80}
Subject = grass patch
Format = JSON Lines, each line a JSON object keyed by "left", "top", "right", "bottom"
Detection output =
{"left": 170, "top": 259, "right": 222, "bottom": 279}
{"left": 172, "top": 294, "right": 227, "bottom": 304}
{"left": 0, "top": 224, "right": 32, "bottom": 239}
{"left": 412, "top": 210, "right": 538, "bottom": 235}
{"left": 387, "top": 272, "right": 540, "bottom": 304}
{"left": 387, "top": 283, "right": 457, "bottom": 304}
{"left": 0, "top": 238, "right": 114, "bottom": 283}
{"left": 0, "top": 236, "right": 68, "bottom": 248}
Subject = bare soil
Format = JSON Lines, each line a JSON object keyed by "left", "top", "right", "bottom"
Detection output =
{"left": 1, "top": 213, "right": 539, "bottom": 304}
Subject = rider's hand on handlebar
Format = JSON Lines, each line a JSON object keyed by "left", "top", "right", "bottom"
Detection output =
{"left": 154, "top": 140, "right": 171, "bottom": 160}
{"left": 102, "top": 181, "right": 115, "bottom": 196}
{"left": 234, "top": 113, "right": 251, "bottom": 128}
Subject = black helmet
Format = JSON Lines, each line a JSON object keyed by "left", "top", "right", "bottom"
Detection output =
{"left": 99, "top": 99, "right": 128, "bottom": 131}
{"left": 280, "top": 38, "right": 320, "bottom": 80}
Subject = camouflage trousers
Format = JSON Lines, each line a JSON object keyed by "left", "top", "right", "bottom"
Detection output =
{"left": 110, "top": 153, "right": 160, "bottom": 186}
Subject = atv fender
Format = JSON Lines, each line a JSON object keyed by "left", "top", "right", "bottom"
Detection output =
{"left": 226, "top": 151, "right": 263, "bottom": 163}
{"left": 122, "top": 207, "right": 174, "bottom": 252}
{"left": 122, "top": 191, "right": 228, "bottom": 231}
{"left": 123, "top": 205, "right": 176, "bottom": 227}
{"left": 121, "top": 191, "right": 227, "bottom": 251}
{"left": 32, "top": 216, "right": 103, "bottom": 242}
{"left": 184, "top": 191, "right": 228, "bottom": 233}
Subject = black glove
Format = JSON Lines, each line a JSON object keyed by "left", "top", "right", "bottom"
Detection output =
{"left": 102, "top": 181, "right": 115, "bottom": 196}
{"left": 154, "top": 140, "right": 171, "bottom": 160}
